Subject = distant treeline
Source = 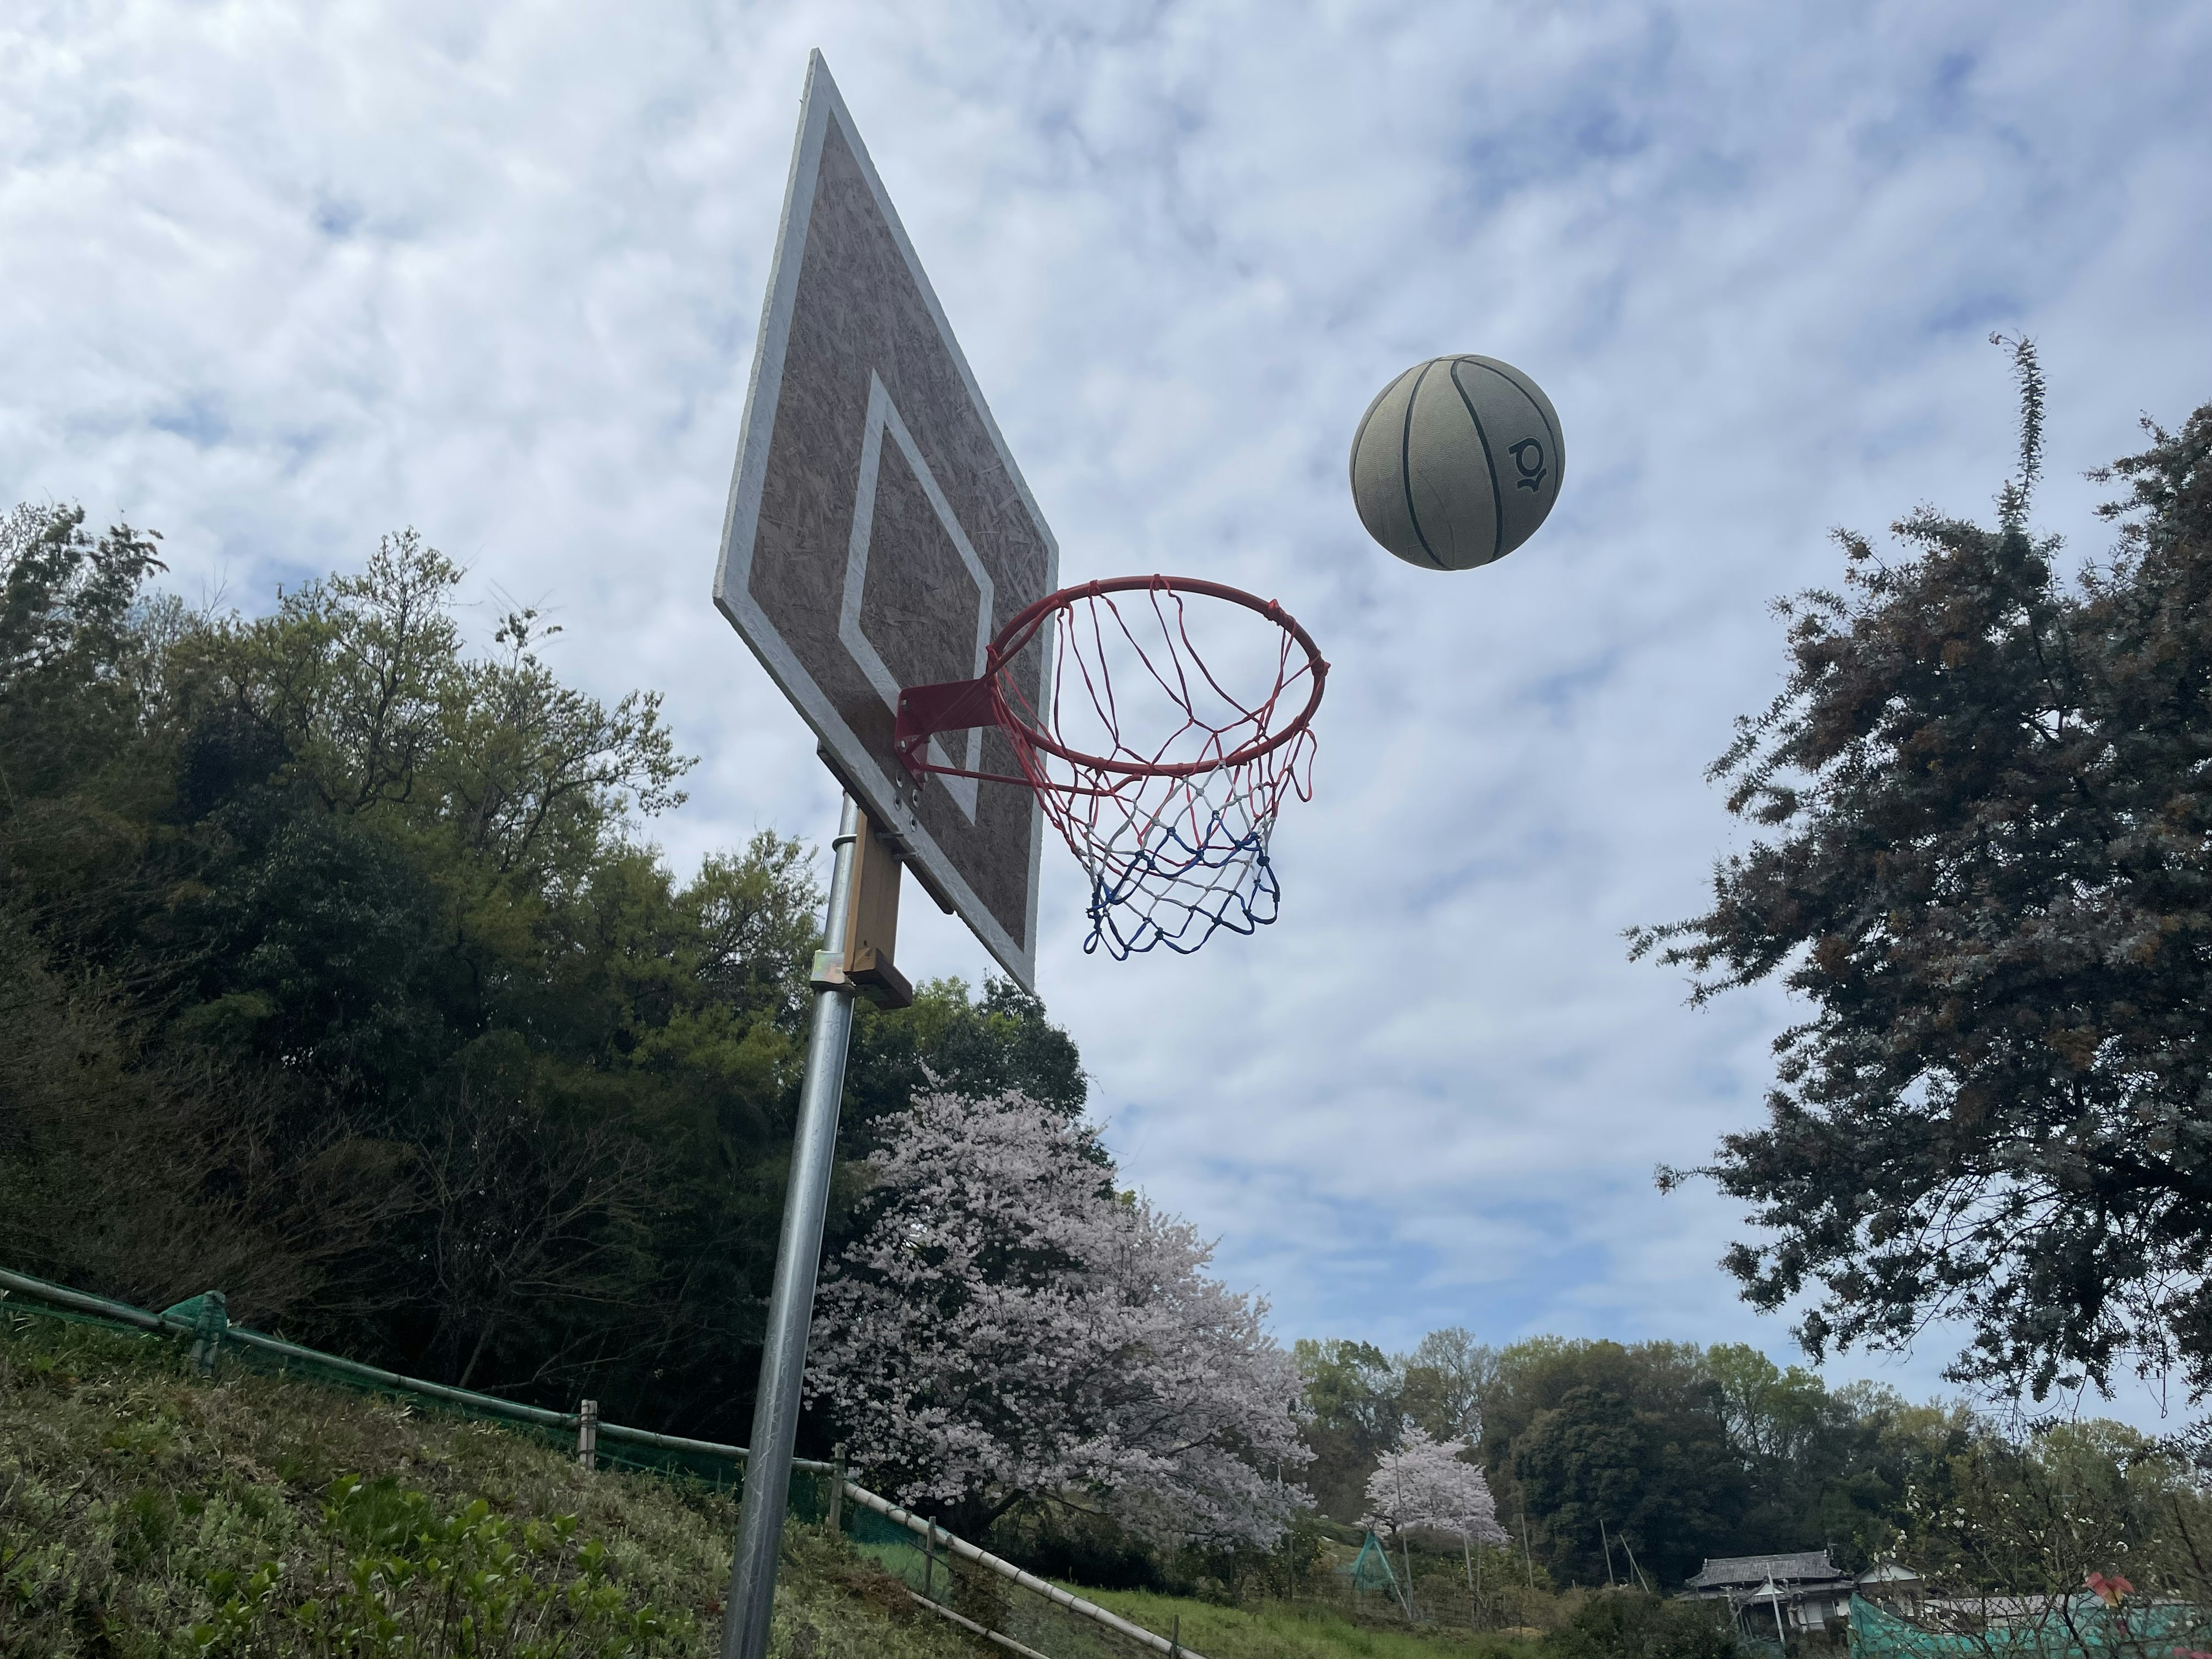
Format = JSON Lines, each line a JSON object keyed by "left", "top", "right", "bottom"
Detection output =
{"left": 1294, "top": 1330, "right": 2202, "bottom": 1593}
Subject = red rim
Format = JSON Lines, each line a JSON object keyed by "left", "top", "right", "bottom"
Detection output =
{"left": 984, "top": 575, "right": 1329, "bottom": 779}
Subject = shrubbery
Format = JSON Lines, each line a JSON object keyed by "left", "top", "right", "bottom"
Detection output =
{"left": 1540, "top": 1592, "right": 1740, "bottom": 1659}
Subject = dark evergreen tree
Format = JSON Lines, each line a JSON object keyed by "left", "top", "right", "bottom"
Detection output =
{"left": 1635, "top": 342, "right": 2212, "bottom": 1404}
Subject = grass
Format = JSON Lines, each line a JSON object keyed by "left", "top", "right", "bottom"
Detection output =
{"left": 0, "top": 1309, "right": 969, "bottom": 1658}
{"left": 0, "top": 1305, "right": 1576, "bottom": 1659}
{"left": 1068, "top": 1585, "right": 1550, "bottom": 1659}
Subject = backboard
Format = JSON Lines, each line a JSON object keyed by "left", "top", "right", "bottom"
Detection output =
{"left": 714, "top": 51, "right": 1056, "bottom": 993}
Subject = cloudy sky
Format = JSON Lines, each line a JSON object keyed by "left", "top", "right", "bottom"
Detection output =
{"left": 9, "top": 1, "right": 2210, "bottom": 1418}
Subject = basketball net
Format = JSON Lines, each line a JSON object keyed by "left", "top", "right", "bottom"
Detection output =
{"left": 990, "top": 579, "right": 1324, "bottom": 958}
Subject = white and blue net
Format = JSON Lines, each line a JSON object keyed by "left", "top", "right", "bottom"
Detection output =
{"left": 994, "top": 580, "right": 1320, "bottom": 959}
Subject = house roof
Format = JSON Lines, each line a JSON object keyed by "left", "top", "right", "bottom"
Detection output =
{"left": 1857, "top": 1563, "right": 1924, "bottom": 1585}
{"left": 1687, "top": 1552, "right": 1849, "bottom": 1590}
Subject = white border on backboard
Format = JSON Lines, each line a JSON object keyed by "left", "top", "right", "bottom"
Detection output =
{"left": 838, "top": 372, "right": 992, "bottom": 824}
{"left": 711, "top": 50, "right": 1055, "bottom": 994}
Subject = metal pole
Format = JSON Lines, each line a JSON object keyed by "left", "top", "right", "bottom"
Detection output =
{"left": 720, "top": 795, "right": 864, "bottom": 1659}
{"left": 1463, "top": 1523, "right": 1477, "bottom": 1631}
{"left": 1623, "top": 1535, "right": 1651, "bottom": 1594}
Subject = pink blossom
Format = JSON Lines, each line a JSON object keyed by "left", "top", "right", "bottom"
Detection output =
{"left": 1361, "top": 1426, "right": 1507, "bottom": 1543}
{"left": 807, "top": 1089, "right": 1312, "bottom": 1548}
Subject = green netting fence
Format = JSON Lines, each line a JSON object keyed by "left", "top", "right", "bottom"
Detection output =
{"left": 1850, "top": 1594, "right": 2210, "bottom": 1659}
{"left": 1291, "top": 1527, "right": 1556, "bottom": 1634}
{"left": 0, "top": 1266, "right": 1198, "bottom": 1658}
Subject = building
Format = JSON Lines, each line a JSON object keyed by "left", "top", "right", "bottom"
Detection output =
{"left": 1854, "top": 1562, "right": 1927, "bottom": 1616}
{"left": 1685, "top": 1551, "right": 1858, "bottom": 1635}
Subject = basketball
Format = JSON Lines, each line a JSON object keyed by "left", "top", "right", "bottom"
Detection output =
{"left": 1349, "top": 355, "right": 1564, "bottom": 570}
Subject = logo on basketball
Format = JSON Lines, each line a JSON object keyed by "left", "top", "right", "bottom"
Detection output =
{"left": 1509, "top": 438, "right": 1547, "bottom": 492}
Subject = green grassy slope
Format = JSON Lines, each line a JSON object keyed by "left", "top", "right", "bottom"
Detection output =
{"left": 1, "top": 1309, "right": 1646, "bottom": 1659}
{"left": 0, "top": 1312, "right": 967, "bottom": 1658}
{"left": 1070, "top": 1585, "right": 1548, "bottom": 1659}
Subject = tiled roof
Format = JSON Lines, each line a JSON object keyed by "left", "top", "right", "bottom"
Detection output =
{"left": 1687, "top": 1552, "right": 1846, "bottom": 1589}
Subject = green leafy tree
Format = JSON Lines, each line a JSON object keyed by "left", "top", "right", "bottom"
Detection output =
{"left": 1635, "top": 344, "right": 2212, "bottom": 1405}
{"left": 844, "top": 974, "right": 1088, "bottom": 1134}
{"left": 1294, "top": 1338, "right": 1404, "bottom": 1523}
{"left": 0, "top": 513, "right": 1089, "bottom": 1452}
{"left": 1511, "top": 1382, "right": 1743, "bottom": 1586}
{"left": 1892, "top": 1418, "right": 2212, "bottom": 1659}
{"left": 1402, "top": 1325, "right": 1497, "bottom": 1443}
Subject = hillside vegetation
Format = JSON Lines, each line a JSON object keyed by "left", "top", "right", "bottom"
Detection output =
{"left": 1, "top": 1310, "right": 1729, "bottom": 1659}
{"left": 0, "top": 1312, "right": 965, "bottom": 1658}
{"left": 0, "top": 507, "right": 1081, "bottom": 1446}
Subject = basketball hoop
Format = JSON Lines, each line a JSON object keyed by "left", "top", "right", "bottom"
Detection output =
{"left": 895, "top": 576, "right": 1327, "bottom": 957}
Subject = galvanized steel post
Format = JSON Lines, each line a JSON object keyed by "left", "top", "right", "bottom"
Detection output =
{"left": 720, "top": 796, "right": 863, "bottom": 1659}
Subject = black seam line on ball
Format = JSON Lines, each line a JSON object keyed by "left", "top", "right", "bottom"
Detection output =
{"left": 1400, "top": 361, "right": 1447, "bottom": 569}
{"left": 1497, "top": 368, "right": 1562, "bottom": 495}
{"left": 1350, "top": 385, "right": 1384, "bottom": 495}
{"left": 1450, "top": 358, "right": 1507, "bottom": 565}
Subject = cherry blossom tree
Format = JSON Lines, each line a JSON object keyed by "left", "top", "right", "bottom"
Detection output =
{"left": 806, "top": 1087, "right": 1309, "bottom": 1547}
{"left": 1362, "top": 1427, "right": 1507, "bottom": 1542}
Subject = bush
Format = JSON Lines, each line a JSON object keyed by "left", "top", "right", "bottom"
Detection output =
{"left": 1541, "top": 1589, "right": 1742, "bottom": 1659}
{"left": 990, "top": 1509, "right": 1167, "bottom": 1593}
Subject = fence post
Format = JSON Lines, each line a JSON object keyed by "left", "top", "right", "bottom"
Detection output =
{"left": 190, "top": 1290, "right": 228, "bottom": 1374}
{"left": 923, "top": 1518, "right": 935, "bottom": 1603}
{"left": 577, "top": 1399, "right": 599, "bottom": 1471}
{"left": 828, "top": 1442, "right": 846, "bottom": 1534}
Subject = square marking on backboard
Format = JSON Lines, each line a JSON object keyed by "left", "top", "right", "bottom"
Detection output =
{"left": 839, "top": 372, "right": 993, "bottom": 822}
{"left": 713, "top": 51, "right": 1056, "bottom": 992}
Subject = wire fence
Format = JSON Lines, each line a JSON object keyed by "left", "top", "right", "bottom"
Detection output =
{"left": 0, "top": 1266, "right": 1200, "bottom": 1659}
{"left": 1290, "top": 1537, "right": 1559, "bottom": 1636}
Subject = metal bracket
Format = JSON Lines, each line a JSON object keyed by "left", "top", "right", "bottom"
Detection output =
{"left": 893, "top": 676, "right": 997, "bottom": 782}
{"left": 810, "top": 948, "right": 912, "bottom": 1009}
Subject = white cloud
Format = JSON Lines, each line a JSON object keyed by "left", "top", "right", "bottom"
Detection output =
{"left": 6, "top": 0, "right": 2209, "bottom": 1420}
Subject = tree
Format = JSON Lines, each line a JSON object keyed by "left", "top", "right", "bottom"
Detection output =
{"left": 1294, "top": 1336, "right": 1404, "bottom": 1522}
{"left": 1635, "top": 343, "right": 2212, "bottom": 1405}
{"left": 843, "top": 974, "right": 1088, "bottom": 1135}
{"left": 0, "top": 505, "right": 1125, "bottom": 1449}
{"left": 1706, "top": 1344, "right": 1842, "bottom": 1539}
{"left": 808, "top": 1088, "right": 1309, "bottom": 1548}
{"left": 0, "top": 514, "right": 802, "bottom": 1433}
{"left": 1512, "top": 1381, "right": 1743, "bottom": 1586}
{"left": 1891, "top": 1420, "right": 2212, "bottom": 1659}
{"left": 1362, "top": 1427, "right": 1506, "bottom": 1542}
{"left": 1402, "top": 1325, "right": 1497, "bottom": 1443}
